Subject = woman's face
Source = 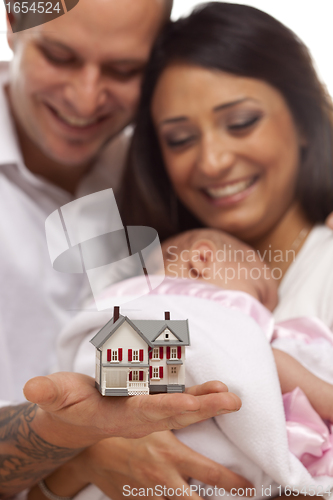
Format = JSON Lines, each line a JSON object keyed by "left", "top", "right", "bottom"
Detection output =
{"left": 151, "top": 64, "right": 304, "bottom": 242}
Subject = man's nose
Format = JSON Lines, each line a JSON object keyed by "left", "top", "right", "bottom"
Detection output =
{"left": 64, "top": 64, "right": 108, "bottom": 116}
{"left": 198, "top": 134, "right": 236, "bottom": 177}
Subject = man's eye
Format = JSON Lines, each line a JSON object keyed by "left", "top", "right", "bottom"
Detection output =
{"left": 41, "top": 48, "right": 75, "bottom": 65}
{"left": 228, "top": 115, "right": 261, "bottom": 131}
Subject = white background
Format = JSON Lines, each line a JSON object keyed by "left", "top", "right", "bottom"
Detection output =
{"left": 0, "top": 0, "right": 332, "bottom": 96}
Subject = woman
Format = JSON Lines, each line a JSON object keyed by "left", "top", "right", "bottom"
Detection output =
{"left": 120, "top": 1, "right": 333, "bottom": 327}
{"left": 111, "top": 3, "right": 333, "bottom": 494}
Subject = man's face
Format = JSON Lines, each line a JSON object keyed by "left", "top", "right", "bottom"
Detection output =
{"left": 7, "top": 0, "right": 164, "bottom": 167}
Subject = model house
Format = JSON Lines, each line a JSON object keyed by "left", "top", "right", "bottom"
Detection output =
{"left": 90, "top": 306, "right": 190, "bottom": 396}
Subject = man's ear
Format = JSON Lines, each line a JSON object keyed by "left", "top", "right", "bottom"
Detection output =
{"left": 189, "top": 239, "right": 216, "bottom": 276}
{"left": 6, "top": 13, "right": 15, "bottom": 50}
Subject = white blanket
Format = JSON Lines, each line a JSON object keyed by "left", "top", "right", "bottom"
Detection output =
{"left": 57, "top": 291, "right": 333, "bottom": 500}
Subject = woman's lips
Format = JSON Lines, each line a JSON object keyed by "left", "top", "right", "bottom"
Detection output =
{"left": 202, "top": 175, "right": 260, "bottom": 206}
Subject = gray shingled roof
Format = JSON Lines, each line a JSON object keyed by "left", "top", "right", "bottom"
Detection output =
{"left": 131, "top": 319, "right": 190, "bottom": 345}
{"left": 90, "top": 315, "right": 190, "bottom": 349}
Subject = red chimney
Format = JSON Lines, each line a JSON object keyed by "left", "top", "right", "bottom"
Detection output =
{"left": 114, "top": 306, "right": 120, "bottom": 323}
{"left": 165, "top": 311, "right": 170, "bottom": 320}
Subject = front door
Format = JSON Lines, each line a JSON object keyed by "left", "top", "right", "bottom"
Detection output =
{"left": 169, "top": 366, "right": 178, "bottom": 384}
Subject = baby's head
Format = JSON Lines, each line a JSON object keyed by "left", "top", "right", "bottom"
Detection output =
{"left": 162, "top": 228, "right": 278, "bottom": 311}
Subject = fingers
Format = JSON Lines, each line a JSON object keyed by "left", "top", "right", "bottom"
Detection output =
{"left": 166, "top": 392, "right": 242, "bottom": 430}
{"left": 136, "top": 390, "right": 240, "bottom": 422}
{"left": 177, "top": 447, "right": 254, "bottom": 493}
{"left": 23, "top": 376, "right": 60, "bottom": 408}
{"left": 23, "top": 372, "right": 95, "bottom": 412}
{"left": 185, "top": 381, "right": 229, "bottom": 396}
{"left": 162, "top": 478, "right": 202, "bottom": 500}
{"left": 125, "top": 390, "right": 241, "bottom": 436}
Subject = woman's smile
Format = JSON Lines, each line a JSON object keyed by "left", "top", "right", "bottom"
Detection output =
{"left": 203, "top": 174, "right": 260, "bottom": 203}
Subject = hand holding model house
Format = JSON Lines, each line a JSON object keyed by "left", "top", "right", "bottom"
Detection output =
{"left": 23, "top": 311, "right": 241, "bottom": 447}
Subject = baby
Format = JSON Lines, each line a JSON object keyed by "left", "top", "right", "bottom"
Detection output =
{"left": 161, "top": 228, "right": 333, "bottom": 423}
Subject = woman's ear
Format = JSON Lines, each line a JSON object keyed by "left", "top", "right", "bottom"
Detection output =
{"left": 189, "top": 239, "right": 217, "bottom": 277}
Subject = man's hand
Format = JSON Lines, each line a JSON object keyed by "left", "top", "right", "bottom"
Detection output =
{"left": 47, "top": 431, "right": 253, "bottom": 500}
{"left": 24, "top": 374, "right": 241, "bottom": 446}
{"left": 30, "top": 431, "right": 253, "bottom": 500}
{"left": 1, "top": 376, "right": 241, "bottom": 498}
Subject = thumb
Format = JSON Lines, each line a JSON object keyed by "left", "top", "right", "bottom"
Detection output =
{"left": 23, "top": 375, "right": 65, "bottom": 412}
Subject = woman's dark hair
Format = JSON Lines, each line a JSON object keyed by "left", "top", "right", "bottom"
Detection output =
{"left": 119, "top": 2, "right": 333, "bottom": 241}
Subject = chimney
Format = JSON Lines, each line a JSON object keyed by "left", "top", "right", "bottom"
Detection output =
{"left": 113, "top": 306, "right": 120, "bottom": 323}
{"left": 165, "top": 311, "right": 170, "bottom": 320}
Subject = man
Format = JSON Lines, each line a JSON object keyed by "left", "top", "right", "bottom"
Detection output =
{"left": 0, "top": 1, "right": 251, "bottom": 498}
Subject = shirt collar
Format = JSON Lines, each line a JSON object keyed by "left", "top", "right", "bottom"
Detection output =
{"left": 0, "top": 62, "right": 25, "bottom": 167}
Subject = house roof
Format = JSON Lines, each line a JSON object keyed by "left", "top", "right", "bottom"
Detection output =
{"left": 90, "top": 315, "right": 190, "bottom": 349}
{"left": 131, "top": 319, "right": 190, "bottom": 345}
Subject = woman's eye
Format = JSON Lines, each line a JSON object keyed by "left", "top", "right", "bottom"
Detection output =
{"left": 165, "top": 136, "right": 196, "bottom": 149}
{"left": 228, "top": 115, "right": 261, "bottom": 131}
{"left": 103, "top": 67, "right": 142, "bottom": 81}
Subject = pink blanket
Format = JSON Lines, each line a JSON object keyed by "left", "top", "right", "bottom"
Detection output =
{"left": 98, "top": 276, "right": 333, "bottom": 476}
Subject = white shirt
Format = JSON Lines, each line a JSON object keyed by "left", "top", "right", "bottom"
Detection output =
{"left": 274, "top": 225, "right": 333, "bottom": 330}
{"left": 0, "top": 61, "right": 129, "bottom": 405}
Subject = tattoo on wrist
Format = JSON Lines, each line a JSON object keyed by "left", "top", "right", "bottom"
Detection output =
{"left": 0, "top": 403, "right": 78, "bottom": 496}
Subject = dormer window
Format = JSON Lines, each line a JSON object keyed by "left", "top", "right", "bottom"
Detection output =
{"left": 164, "top": 328, "right": 170, "bottom": 340}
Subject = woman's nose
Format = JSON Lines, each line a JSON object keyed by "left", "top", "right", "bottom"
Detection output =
{"left": 197, "top": 135, "right": 236, "bottom": 177}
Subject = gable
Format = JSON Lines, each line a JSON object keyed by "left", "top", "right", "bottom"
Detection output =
{"left": 101, "top": 321, "right": 149, "bottom": 351}
{"left": 155, "top": 328, "right": 179, "bottom": 342}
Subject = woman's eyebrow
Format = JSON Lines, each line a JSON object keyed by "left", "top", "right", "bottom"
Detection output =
{"left": 213, "top": 97, "right": 256, "bottom": 112}
{"left": 159, "top": 116, "right": 188, "bottom": 126}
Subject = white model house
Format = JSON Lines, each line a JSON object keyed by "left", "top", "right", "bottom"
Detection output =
{"left": 90, "top": 306, "right": 190, "bottom": 396}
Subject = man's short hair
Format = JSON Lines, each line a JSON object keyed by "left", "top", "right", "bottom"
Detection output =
{"left": 8, "top": 0, "right": 174, "bottom": 33}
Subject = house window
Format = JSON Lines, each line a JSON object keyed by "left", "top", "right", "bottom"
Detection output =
{"left": 132, "top": 370, "right": 139, "bottom": 381}
{"left": 133, "top": 350, "right": 139, "bottom": 361}
{"left": 153, "top": 367, "right": 159, "bottom": 379}
{"left": 112, "top": 350, "right": 118, "bottom": 362}
{"left": 171, "top": 367, "right": 177, "bottom": 374}
{"left": 153, "top": 348, "right": 159, "bottom": 359}
{"left": 171, "top": 347, "right": 177, "bottom": 359}
{"left": 164, "top": 329, "right": 170, "bottom": 340}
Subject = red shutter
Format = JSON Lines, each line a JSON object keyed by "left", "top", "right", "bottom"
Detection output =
{"left": 149, "top": 366, "right": 152, "bottom": 379}
{"left": 139, "top": 371, "right": 144, "bottom": 381}
{"left": 118, "top": 348, "right": 122, "bottom": 361}
{"left": 128, "top": 349, "right": 132, "bottom": 362}
{"left": 159, "top": 366, "right": 163, "bottom": 379}
{"left": 139, "top": 349, "right": 144, "bottom": 362}
{"left": 149, "top": 347, "right": 152, "bottom": 359}
{"left": 129, "top": 371, "right": 132, "bottom": 381}
{"left": 159, "top": 347, "right": 163, "bottom": 359}
{"left": 107, "top": 349, "right": 111, "bottom": 362}
{"left": 167, "top": 347, "right": 170, "bottom": 359}
{"left": 177, "top": 346, "right": 182, "bottom": 359}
